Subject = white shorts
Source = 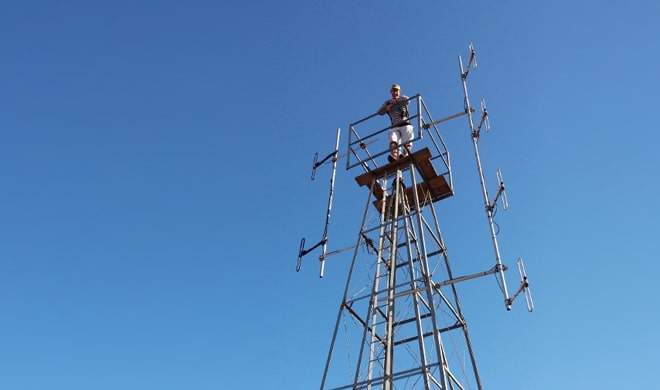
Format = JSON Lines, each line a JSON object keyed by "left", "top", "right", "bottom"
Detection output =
{"left": 389, "top": 124, "right": 414, "bottom": 149}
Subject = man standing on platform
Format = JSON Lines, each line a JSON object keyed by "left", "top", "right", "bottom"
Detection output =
{"left": 377, "top": 83, "right": 414, "bottom": 163}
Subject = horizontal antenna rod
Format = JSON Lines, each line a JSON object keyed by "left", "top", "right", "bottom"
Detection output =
{"left": 434, "top": 264, "right": 507, "bottom": 288}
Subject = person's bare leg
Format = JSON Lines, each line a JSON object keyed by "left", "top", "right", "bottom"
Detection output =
{"left": 390, "top": 141, "right": 399, "bottom": 159}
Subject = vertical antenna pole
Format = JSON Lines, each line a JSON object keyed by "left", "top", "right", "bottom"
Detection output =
{"left": 459, "top": 45, "right": 512, "bottom": 309}
{"left": 319, "top": 128, "right": 341, "bottom": 278}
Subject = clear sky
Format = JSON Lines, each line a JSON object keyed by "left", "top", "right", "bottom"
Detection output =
{"left": 1, "top": 1, "right": 659, "bottom": 389}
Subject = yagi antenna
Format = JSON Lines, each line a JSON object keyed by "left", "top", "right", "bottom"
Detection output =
{"left": 459, "top": 43, "right": 534, "bottom": 312}
{"left": 508, "top": 257, "right": 534, "bottom": 311}
{"left": 460, "top": 42, "right": 478, "bottom": 81}
{"left": 477, "top": 99, "right": 490, "bottom": 133}
{"left": 493, "top": 169, "right": 508, "bottom": 211}
{"left": 297, "top": 128, "right": 340, "bottom": 278}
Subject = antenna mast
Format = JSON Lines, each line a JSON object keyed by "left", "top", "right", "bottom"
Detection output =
{"left": 298, "top": 128, "right": 341, "bottom": 278}
{"left": 459, "top": 43, "right": 534, "bottom": 311}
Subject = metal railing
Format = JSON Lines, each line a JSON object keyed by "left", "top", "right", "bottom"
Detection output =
{"left": 346, "top": 94, "right": 456, "bottom": 190}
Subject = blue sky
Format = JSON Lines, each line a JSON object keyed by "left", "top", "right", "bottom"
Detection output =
{"left": 1, "top": 1, "right": 659, "bottom": 389}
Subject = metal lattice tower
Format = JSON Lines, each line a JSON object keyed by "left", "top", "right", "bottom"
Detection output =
{"left": 298, "top": 44, "right": 533, "bottom": 390}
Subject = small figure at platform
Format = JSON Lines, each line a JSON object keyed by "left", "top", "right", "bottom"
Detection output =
{"left": 377, "top": 83, "right": 414, "bottom": 163}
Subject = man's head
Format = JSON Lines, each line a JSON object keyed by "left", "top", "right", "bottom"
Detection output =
{"left": 390, "top": 84, "right": 401, "bottom": 98}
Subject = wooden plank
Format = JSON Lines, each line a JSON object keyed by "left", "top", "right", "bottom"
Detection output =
{"left": 355, "top": 147, "right": 453, "bottom": 213}
{"left": 355, "top": 148, "right": 433, "bottom": 187}
{"left": 372, "top": 176, "right": 452, "bottom": 214}
{"left": 412, "top": 152, "right": 439, "bottom": 183}
{"left": 426, "top": 175, "right": 453, "bottom": 201}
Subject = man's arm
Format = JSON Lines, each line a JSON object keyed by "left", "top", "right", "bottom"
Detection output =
{"left": 377, "top": 99, "right": 396, "bottom": 115}
{"left": 377, "top": 100, "right": 389, "bottom": 115}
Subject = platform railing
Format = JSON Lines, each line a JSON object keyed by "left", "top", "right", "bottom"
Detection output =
{"left": 346, "top": 94, "right": 453, "bottom": 190}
